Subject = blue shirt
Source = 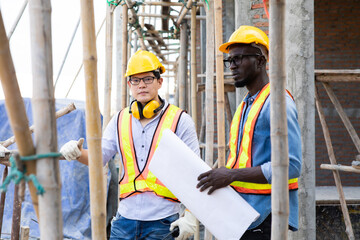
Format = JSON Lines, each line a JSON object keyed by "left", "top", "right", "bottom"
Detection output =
{"left": 101, "top": 101, "right": 200, "bottom": 221}
{"left": 236, "top": 90, "right": 302, "bottom": 230}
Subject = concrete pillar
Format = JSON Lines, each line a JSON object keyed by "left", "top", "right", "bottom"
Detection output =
{"left": 285, "top": 1, "right": 316, "bottom": 239}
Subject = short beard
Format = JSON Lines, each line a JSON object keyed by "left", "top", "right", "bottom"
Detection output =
{"left": 234, "top": 77, "right": 251, "bottom": 88}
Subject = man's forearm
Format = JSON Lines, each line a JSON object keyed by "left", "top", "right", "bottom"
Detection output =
{"left": 77, "top": 149, "right": 89, "bottom": 165}
{"left": 231, "top": 166, "right": 268, "bottom": 183}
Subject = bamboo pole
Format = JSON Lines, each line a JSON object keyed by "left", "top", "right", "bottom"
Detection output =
{"left": 80, "top": 0, "right": 106, "bottom": 239}
{"left": 0, "top": 166, "right": 8, "bottom": 236}
{"left": 315, "top": 88, "right": 355, "bottom": 239}
{"left": 320, "top": 164, "right": 360, "bottom": 174}
{"left": 2, "top": 103, "right": 76, "bottom": 148}
{"left": 179, "top": 22, "right": 188, "bottom": 110}
{"left": 121, "top": 4, "right": 128, "bottom": 109}
{"left": 136, "top": 13, "right": 206, "bottom": 20}
{"left": 176, "top": 0, "right": 193, "bottom": 26}
{"left": 0, "top": 10, "right": 39, "bottom": 219}
{"left": 104, "top": 5, "right": 114, "bottom": 127}
{"left": 269, "top": 0, "right": 290, "bottom": 239}
{"left": 322, "top": 82, "right": 360, "bottom": 153}
{"left": 142, "top": 1, "right": 204, "bottom": 7}
{"left": 191, "top": 1, "right": 198, "bottom": 130}
{"left": 205, "top": 0, "right": 214, "bottom": 239}
{"left": 190, "top": 4, "right": 199, "bottom": 238}
{"left": 29, "top": 0, "right": 63, "bottom": 238}
{"left": 7, "top": 0, "right": 29, "bottom": 40}
{"left": 214, "top": 0, "right": 225, "bottom": 167}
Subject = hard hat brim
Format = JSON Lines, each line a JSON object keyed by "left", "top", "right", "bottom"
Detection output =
{"left": 219, "top": 42, "right": 235, "bottom": 53}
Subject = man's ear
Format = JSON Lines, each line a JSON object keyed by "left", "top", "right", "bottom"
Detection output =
{"left": 127, "top": 81, "right": 131, "bottom": 87}
{"left": 158, "top": 77, "right": 163, "bottom": 87}
{"left": 258, "top": 55, "right": 267, "bottom": 68}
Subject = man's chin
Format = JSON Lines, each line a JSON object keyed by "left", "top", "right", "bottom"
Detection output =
{"left": 234, "top": 80, "right": 246, "bottom": 88}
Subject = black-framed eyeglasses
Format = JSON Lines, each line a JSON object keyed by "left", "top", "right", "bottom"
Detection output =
{"left": 129, "top": 76, "right": 156, "bottom": 85}
{"left": 223, "top": 54, "right": 261, "bottom": 68}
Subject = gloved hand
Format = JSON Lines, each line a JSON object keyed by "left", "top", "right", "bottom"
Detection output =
{"left": 0, "top": 145, "right": 8, "bottom": 152}
{"left": 170, "top": 210, "right": 197, "bottom": 240}
{"left": 60, "top": 138, "right": 84, "bottom": 162}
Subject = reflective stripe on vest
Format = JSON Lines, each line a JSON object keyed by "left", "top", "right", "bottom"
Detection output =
{"left": 118, "top": 104, "right": 183, "bottom": 201}
{"left": 226, "top": 83, "right": 298, "bottom": 194}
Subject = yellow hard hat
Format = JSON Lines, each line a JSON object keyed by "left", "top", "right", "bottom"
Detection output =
{"left": 125, "top": 50, "right": 166, "bottom": 77}
{"left": 219, "top": 25, "right": 269, "bottom": 53}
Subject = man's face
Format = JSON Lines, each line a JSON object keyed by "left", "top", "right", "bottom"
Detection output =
{"left": 128, "top": 72, "right": 163, "bottom": 105}
{"left": 227, "top": 44, "right": 261, "bottom": 88}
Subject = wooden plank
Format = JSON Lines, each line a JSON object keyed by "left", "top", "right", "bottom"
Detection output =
{"left": 322, "top": 82, "right": 360, "bottom": 153}
{"left": 315, "top": 69, "right": 360, "bottom": 82}
{"left": 0, "top": 166, "right": 8, "bottom": 236}
{"left": 320, "top": 164, "right": 360, "bottom": 174}
{"left": 315, "top": 88, "right": 355, "bottom": 239}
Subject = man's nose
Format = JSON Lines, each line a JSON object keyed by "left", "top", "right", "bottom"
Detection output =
{"left": 138, "top": 79, "right": 147, "bottom": 87}
{"left": 229, "top": 61, "right": 237, "bottom": 70}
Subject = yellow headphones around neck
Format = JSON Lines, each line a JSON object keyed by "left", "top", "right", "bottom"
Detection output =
{"left": 129, "top": 96, "right": 165, "bottom": 120}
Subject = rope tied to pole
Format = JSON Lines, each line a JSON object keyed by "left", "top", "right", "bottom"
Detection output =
{"left": 107, "top": 0, "right": 122, "bottom": 7}
{"left": 0, "top": 152, "right": 62, "bottom": 195}
{"left": 127, "top": 0, "right": 143, "bottom": 12}
{"left": 178, "top": 0, "right": 191, "bottom": 10}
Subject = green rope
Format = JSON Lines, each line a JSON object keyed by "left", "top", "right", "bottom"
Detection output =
{"left": 201, "top": 0, "right": 209, "bottom": 10}
{"left": 107, "top": 0, "right": 122, "bottom": 7}
{"left": 0, "top": 152, "right": 62, "bottom": 195}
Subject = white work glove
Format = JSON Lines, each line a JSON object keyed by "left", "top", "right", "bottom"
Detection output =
{"left": 0, "top": 145, "right": 9, "bottom": 157}
{"left": 170, "top": 210, "right": 197, "bottom": 240}
{"left": 60, "top": 138, "right": 84, "bottom": 162}
{"left": 0, "top": 145, "right": 8, "bottom": 152}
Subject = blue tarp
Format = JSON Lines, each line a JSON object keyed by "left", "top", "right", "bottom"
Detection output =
{"left": 0, "top": 98, "right": 92, "bottom": 239}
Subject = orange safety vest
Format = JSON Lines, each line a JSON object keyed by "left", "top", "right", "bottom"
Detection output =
{"left": 226, "top": 83, "right": 298, "bottom": 194}
{"left": 117, "top": 104, "right": 183, "bottom": 202}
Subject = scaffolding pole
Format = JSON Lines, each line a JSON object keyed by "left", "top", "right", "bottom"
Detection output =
{"left": 269, "top": 0, "right": 290, "bottom": 239}
{"left": 79, "top": 0, "right": 106, "bottom": 239}
{"left": 29, "top": 0, "right": 63, "bottom": 238}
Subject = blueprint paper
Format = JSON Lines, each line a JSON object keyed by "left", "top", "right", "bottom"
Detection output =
{"left": 149, "top": 129, "right": 259, "bottom": 240}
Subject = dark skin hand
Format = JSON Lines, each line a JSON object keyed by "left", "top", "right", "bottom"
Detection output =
{"left": 196, "top": 166, "right": 268, "bottom": 194}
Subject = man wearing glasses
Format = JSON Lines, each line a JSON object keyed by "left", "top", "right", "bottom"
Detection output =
{"left": 196, "top": 26, "right": 302, "bottom": 240}
{"left": 60, "top": 50, "right": 199, "bottom": 239}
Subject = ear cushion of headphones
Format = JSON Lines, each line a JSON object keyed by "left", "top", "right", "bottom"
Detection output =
{"left": 143, "top": 100, "right": 160, "bottom": 119}
{"left": 131, "top": 101, "right": 142, "bottom": 120}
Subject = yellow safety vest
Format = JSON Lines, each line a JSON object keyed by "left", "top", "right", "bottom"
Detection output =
{"left": 117, "top": 104, "right": 183, "bottom": 202}
{"left": 226, "top": 83, "right": 298, "bottom": 194}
